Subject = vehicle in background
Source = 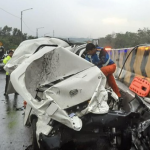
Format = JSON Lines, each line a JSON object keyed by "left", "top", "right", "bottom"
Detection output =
{"left": 0, "top": 44, "right": 14, "bottom": 71}
{"left": 0, "top": 46, "right": 6, "bottom": 70}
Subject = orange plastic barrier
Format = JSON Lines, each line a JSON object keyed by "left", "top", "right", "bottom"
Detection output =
{"left": 129, "top": 77, "right": 150, "bottom": 97}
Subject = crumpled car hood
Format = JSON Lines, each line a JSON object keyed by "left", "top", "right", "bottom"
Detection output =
{"left": 24, "top": 46, "right": 95, "bottom": 98}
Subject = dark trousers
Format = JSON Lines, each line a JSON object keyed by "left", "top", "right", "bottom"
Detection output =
{"left": 5, "top": 75, "right": 10, "bottom": 94}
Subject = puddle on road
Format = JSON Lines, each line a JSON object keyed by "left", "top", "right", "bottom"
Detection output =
{"left": 16, "top": 106, "right": 24, "bottom": 111}
{"left": 4, "top": 94, "right": 25, "bottom": 111}
{"left": 8, "top": 120, "right": 16, "bottom": 129}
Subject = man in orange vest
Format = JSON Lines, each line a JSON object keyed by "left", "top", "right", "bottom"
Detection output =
{"left": 85, "top": 43, "right": 121, "bottom": 99}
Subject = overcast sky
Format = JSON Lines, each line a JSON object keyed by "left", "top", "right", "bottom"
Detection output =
{"left": 0, "top": 0, "right": 150, "bottom": 38}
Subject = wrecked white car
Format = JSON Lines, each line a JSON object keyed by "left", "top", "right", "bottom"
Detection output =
{"left": 4, "top": 38, "right": 150, "bottom": 150}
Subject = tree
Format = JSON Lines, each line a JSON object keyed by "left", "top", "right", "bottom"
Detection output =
{"left": 98, "top": 28, "right": 150, "bottom": 48}
{"left": 0, "top": 25, "right": 36, "bottom": 50}
{"left": 0, "top": 25, "right": 12, "bottom": 36}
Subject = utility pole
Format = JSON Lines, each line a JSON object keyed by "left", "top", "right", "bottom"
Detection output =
{"left": 21, "top": 11, "right": 22, "bottom": 38}
{"left": 53, "top": 30, "right": 54, "bottom": 37}
{"left": 36, "top": 27, "right": 44, "bottom": 38}
{"left": 21, "top": 8, "right": 33, "bottom": 41}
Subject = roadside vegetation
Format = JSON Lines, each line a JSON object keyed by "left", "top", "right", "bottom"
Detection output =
{"left": 1, "top": 25, "right": 150, "bottom": 50}
{"left": 0, "top": 25, "right": 35, "bottom": 50}
{"left": 99, "top": 28, "right": 150, "bottom": 48}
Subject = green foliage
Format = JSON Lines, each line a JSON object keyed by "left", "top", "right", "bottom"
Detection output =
{"left": 0, "top": 25, "right": 36, "bottom": 50}
{"left": 1, "top": 26, "right": 150, "bottom": 50}
{"left": 98, "top": 28, "right": 150, "bottom": 48}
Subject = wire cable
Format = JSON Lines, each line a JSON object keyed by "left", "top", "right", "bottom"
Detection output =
{"left": 22, "top": 20, "right": 34, "bottom": 33}
{"left": 0, "top": 8, "right": 34, "bottom": 34}
{"left": 0, "top": 8, "right": 20, "bottom": 19}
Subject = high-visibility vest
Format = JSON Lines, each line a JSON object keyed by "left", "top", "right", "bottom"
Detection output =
{"left": 3, "top": 55, "right": 11, "bottom": 75}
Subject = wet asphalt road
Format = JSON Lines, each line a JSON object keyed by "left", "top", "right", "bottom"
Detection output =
{"left": 0, "top": 71, "right": 32, "bottom": 150}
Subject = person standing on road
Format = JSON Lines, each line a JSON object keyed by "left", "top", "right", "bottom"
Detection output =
{"left": 85, "top": 43, "right": 121, "bottom": 99}
{"left": 3, "top": 50, "right": 14, "bottom": 96}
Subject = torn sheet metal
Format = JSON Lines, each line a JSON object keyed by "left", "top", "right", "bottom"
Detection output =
{"left": 79, "top": 77, "right": 109, "bottom": 116}
{"left": 4, "top": 37, "right": 70, "bottom": 74}
{"left": 43, "top": 66, "right": 101, "bottom": 109}
{"left": 46, "top": 102, "right": 82, "bottom": 131}
{"left": 76, "top": 70, "right": 109, "bottom": 116}
{"left": 36, "top": 116, "right": 53, "bottom": 144}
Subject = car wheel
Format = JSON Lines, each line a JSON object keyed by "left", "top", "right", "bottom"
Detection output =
{"left": 32, "top": 118, "right": 40, "bottom": 150}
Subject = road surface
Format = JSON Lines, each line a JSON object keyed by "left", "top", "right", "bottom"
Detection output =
{"left": 0, "top": 71, "right": 32, "bottom": 150}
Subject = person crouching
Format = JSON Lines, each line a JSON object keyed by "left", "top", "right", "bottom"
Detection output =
{"left": 85, "top": 43, "right": 121, "bottom": 98}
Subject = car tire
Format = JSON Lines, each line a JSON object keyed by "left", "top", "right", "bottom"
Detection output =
{"left": 32, "top": 118, "right": 40, "bottom": 150}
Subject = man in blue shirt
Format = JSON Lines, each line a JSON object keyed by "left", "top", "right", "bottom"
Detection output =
{"left": 85, "top": 43, "right": 121, "bottom": 98}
